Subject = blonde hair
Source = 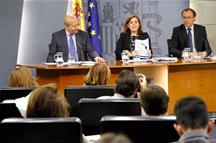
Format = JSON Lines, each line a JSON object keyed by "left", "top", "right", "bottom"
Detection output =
{"left": 84, "top": 63, "right": 111, "bottom": 85}
{"left": 27, "top": 84, "right": 70, "bottom": 118}
{"left": 8, "top": 66, "right": 38, "bottom": 87}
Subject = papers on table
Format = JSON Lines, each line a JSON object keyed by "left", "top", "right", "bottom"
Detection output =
{"left": 135, "top": 38, "right": 151, "bottom": 57}
{"left": 153, "top": 57, "right": 178, "bottom": 62}
{"left": 44, "top": 62, "right": 57, "bottom": 66}
{"left": 81, "top": 61, "right": 96, "bottom": 66}
{"left": 43, "top": 61, "right": 96, "bottom": 66}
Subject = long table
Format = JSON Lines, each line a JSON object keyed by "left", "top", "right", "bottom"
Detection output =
{"left": 21, "top": 60, "right": 216, "bottom": 113}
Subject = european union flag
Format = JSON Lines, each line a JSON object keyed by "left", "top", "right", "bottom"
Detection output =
{"left": 87, "top": 0, "right": 102, "bottom": 56}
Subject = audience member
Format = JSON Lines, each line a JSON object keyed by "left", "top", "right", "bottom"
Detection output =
{"left": 5, "top": 66, "right": 39, "bottom": 117}
{"left": 140, "top": 85, "right": 169, "bottom": 116}
{"left": 173, "top": 96, "right": 215, "bottom": 143}
{"left": 27, "top": 84, "right": 69, "bottom": 117}
{"left": 84, "top": 63, "right": 111, "bottom": 85}
{"left": 26, "top": 85, "right": 90, "bottom": 143}
{"left": 98, "top": 69, "right": 146, "bottom": 99}
{"left": 8, "top": 66, "right": 38, "bottom": 87}
{"left": 97, "top": 133, "right": 133, "bottom": 143}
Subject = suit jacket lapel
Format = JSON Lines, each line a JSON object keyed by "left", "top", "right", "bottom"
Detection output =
{"left": 62, "top": 29, "right": 68, "bottom": 50}
{"left": 75, "top": 30, "right": 84, "bottom": 61}
{"left": 193, "top": 24, "right": 200, "bottom": 50}
{"left": 61, "top": 29, "right": 69, "bottom": 62}
{"left": 180, "top": 25, "right": 188, "bottom": 47}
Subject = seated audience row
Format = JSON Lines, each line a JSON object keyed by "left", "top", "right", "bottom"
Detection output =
{"left": 3, "top": 67, "right": 216, "bottom": 143}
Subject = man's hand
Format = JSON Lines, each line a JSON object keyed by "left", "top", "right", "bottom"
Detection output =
{"left": 95, "top": 57, "right": 106, "bottom": 63}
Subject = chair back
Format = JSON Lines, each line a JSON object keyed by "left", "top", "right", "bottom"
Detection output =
{"left": 167, "top": 39, "right": 178, "bottom": 57}
{"left": 0, "top": 102, "right": 22, "bottom": 122}
{"left": 64, "top": 85, "right": 114, "bottom": 116}
{"left": 100, "top": 115, "right": 179, "bottom": 143}
{"left": 79, "top": 98, "right": 141, "bottom": 135}
{"left": 0, "top": 87, "right": 34, "bottom": 102}
{"left": 0, "top": 117, "right": 82, "bottom": 143}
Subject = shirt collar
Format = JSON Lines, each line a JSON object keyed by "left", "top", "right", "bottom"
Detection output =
{"left": 113, "top": 93, "right": 126, "bottom": 98}
{"left": 179, "top": 130, "right": 209, "bottom": 142}
{"left": 65, "top": 29, "right": 75, "bottom": 36}
{"left": 185, "top": 25, "right": 194, "bottom": 31}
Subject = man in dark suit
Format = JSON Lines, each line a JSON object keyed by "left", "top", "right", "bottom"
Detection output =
{"left": 169, "top": 8, "right": 212, "bottom": 58}
{"left": 46, "top": 15, "right": 105, "bottom": 63}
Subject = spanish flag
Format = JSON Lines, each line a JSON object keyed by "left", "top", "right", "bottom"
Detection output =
{"left": 67, "top": 0, "right": 86, "bottom": 31}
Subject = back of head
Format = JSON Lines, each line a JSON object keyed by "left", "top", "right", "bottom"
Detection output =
{"left": 84, "top": 63, "right": 111, "bottom": 85}
{"left": 8, "top": 66, "right": 38, "bottom": 87}
{"left": 174, "top": 96, "right": 209, "bottom": 130}
{"left": 140, "top": 85, "right": 169, "bottom": 116}
{"left": 115, "top": 70, "right": 139, "bottom": 98}
{"left": 27, "top": 84, "right": 70, "bottom": 117}
{"left": 98, "top": 133, "right": 133, "bottom": 143}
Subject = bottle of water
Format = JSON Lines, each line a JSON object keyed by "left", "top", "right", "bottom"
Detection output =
{"left": 121, "top": 50, "right": 129, "bottom": 64}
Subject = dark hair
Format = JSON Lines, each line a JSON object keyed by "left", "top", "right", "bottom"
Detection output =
{"left": 123, "top": 15, "right": 142, "bottom": 35}
{"left": 115, "top": 70, "right": 140, "bottom": 98}
{"left": 140, "top": 85, "right": 169, "bottom": 116}
{"left": 98, "top": 133, "right": 133, "bottom": 143}
{"left": 181, "top": 8, "right": 196, "bottom": 17}
{"left": 27, "top": 85, "right": 70, "bottom": 118}
{"left": 174, "top": 96, "right": 209, "bottom": 130}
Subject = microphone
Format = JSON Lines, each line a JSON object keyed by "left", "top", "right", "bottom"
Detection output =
{"left": 141, "top": 42, "right": 147, "bottom": 49}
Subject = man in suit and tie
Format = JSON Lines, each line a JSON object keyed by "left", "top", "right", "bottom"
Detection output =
{"left": 169, "top": 8, "right": 212, "bottom": 58}
{"left": 46, "top": 15, "right": 105, "bottom": 63}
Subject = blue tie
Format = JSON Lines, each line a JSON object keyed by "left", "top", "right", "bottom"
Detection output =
{"left": 69, "top": 34, "right": 76, "bottom": 61}
{"left": 187, "top": 28, "right": 193, "bottom": 52}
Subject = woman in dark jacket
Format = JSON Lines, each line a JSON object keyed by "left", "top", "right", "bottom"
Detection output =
{"left": 115, "top": 15, "right": 152, "bottom": 60}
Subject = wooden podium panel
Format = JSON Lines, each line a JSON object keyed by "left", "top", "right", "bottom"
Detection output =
{"left": 21, "top": 60, "right": 216, "bottom": 113}
{"left": 168, "top": 62, "right": 216, "bottom": 113}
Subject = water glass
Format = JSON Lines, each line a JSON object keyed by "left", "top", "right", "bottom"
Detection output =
{"left": 54, "top": 52, "right": 64, "bottom": 66}
{"left": 192, "top": 53, "right": 202, "bottom": 62}
{"left": 182, "top": 48, "right": 190, "bottom": 62}
{"left": 133, "top": 55, "right": 140, "bottom": 63}
{"left": 121, "top": 50, "right": 129, "bottom": 64}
